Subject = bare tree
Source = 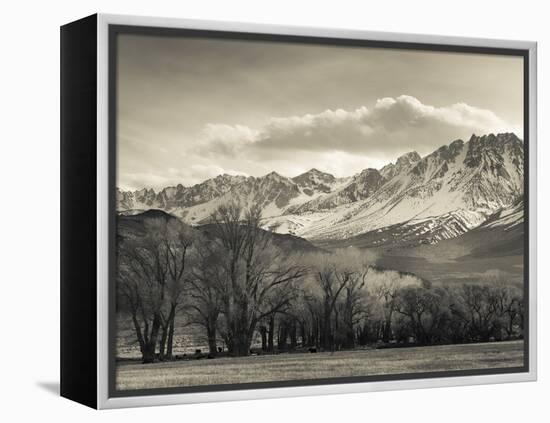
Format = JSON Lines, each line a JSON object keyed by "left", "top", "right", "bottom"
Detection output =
{"left": 187, "top": 236, "right": 224, "bottom": 355}
{"left": 368, "top": 268, "right": 422, "bottom": 342}
{"left": 340, "top": 270, "right": 368, "bottom": 348}
{"left": 117, "top": 215, "right": 193, "bottom": 363}
{"left": 313, "top": 260, "right": 347, "bottom": 349}
{"left": 305, "top": 249, "right": 370, "bottom": 350}
{"left": 209, "top": 202, "right": 306, "bottom": 356}
{"left": 158, "top": 219, "right": 194, "bottom": 360}
{"left": 117, "top": 218, "right": 168, "bottom": 363}
{"left": 395, "top": 284, "right": 450, "bottom": 345}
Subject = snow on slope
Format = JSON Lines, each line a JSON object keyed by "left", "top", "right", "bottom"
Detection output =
{"left": 289, "top": 133, "right": 523, "bottom": 241}
{"left": 482, "top": 199, "right": 524, "bottom": 230}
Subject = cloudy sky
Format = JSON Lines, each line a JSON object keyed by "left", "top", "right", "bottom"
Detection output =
{"left": 116, "top": 33, "right": 523, "bottom": 191}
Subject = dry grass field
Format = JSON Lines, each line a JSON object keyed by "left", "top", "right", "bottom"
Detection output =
{"left": 116, "top": 340, "right": 524, "bottom": 391}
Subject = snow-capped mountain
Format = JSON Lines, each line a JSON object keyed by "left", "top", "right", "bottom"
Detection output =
{"left": 117, "top": 132, "right": 524, "bottom": 245}
{"left": 292, "top": 168, "right": 338, "bottom": 194}
{"left": 287, "top": 168, "right": 386, "bottom": 213}
{"left": 118, "top": 169, "right": 348, "bottom": 224}
{"left": 290, "top": 133, "right": 523, "bottom": 241}
{"left": 379, "top": 151, "right": 421, "bottom": 180}
{"left": 117, "top": 174, "right": 247, "bottom": 211}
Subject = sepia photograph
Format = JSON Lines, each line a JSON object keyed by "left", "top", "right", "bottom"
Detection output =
{"left": 113, "top": 29, "right": 527, "bottom": 393}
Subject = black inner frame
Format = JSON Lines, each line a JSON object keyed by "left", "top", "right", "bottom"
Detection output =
{"left": 108, "top": 24, "right": 530, "bottom": 398}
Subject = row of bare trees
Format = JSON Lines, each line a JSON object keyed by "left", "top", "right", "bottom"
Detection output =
{"left": 253, "top": 269, "right": 524, "bottom": 353}
{"left": 116, "top": 204, "right": 524, "bottom": 363}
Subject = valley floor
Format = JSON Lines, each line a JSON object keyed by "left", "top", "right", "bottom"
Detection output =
{"left": 116, "top": 340, "right": 524, "bottom": 391}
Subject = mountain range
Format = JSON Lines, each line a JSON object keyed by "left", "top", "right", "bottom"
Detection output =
{"left": 117, "top": 132, "right": 524, "bottom": 248}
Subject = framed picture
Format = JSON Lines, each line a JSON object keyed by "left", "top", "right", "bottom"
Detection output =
{"left": 60, "top": 14, "right": 537, "bottom": 409}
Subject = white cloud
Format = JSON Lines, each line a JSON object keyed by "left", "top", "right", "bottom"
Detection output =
{"left": 197, "top": 123, "right": 259, "bottom": 156}
{"left": 198, "top": 95, "right": 521, "bottom": 160}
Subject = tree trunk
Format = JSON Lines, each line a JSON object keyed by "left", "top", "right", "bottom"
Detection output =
{"left": 259, "top": 325, "right": 268, "bottom": 351}
{"left": 299, "top": 322, "right": 306, "bottom": 347}
{"left": 382, "top": 309, "right": 393, "bottom": 342}
{"left": 232, "top": 332, "right": 251, "bottom": 356}
{"left": 345, "top": 325, "right": 355, "bottom": 349}
{"left": 166, "top": 313, "right": 175, "bottom": 359}
{"left": 158, "top": 304, "right": 176, "bottom": 361}
{"left": 131, "top": 313, "right": 146, "bottom": 355}
{"left": 314, "top": 321, "right": 320, "bottom": 347}
{"left": 142, "top": 313, "right": 161, "bottom": 363}
{"left": 225, "top": 297, "right": 254, "bottom": 356}
{"left": 207, "top": 321, "right": 218, "bottom": 355}
{"left": 158, "top": 326, "right": 168, "bottom": 360}
{"left": 278, "top": 325, "right": 287, "bottom": 351}
{"left": 142, "top": 342, "right": 156, "bottom": 364}
{"left": 278, "top": 319, "right": 291, "bottom": 351}
{"left": 289, "top": 321, "right": 297, "bottom": 350}
{"left": 267, "top": 315, "right": 275, "bottom": 352}
{"left": 322, "top": 308, "right": 332, "bottom": 350}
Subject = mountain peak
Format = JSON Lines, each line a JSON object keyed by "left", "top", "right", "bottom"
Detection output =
{"left": 469, "top": 132, "right": 522, "bottom": 144}
{"left": 358, "top": 167, "right": 380, "bottom": 176}
{"left": 307, "top": 167, "right": 322, "bottom": 174}
{"left": 136, "top": 187, "right": 156, "bottom": 196}
{"left": 295, "top": 168, "right": 334, "bottom": 178}
{"left": 212, "top": 173, "right": 247, "bottom": 184}
{"left": 428, "top": 139, "right": 465, "bottom": 163}
{"left": 293, "top": 168, "right": 336, "bottom": 185}
{"left": 449, "top": 139, "right": 464, "bottom": 149}
{"left": 464, "top": 132, "right": 524, "bottom": 169}
{"left": 260, "top": 171, "right": 296, "bottom": 187}
{"left": 396, "top": 151, "right": 421, "bottom": 166}
{"left": 466, "top": 132, "right": 523, "bottom": 154}
{"left": 263, "top": 171, "right": 284, "bottom": 179}
{"left": 380, "top": 151, "right": 421, "bottom": 180}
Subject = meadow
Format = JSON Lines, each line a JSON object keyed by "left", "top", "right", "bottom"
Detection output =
{"left": 116, "top": 340, "right": 524, "bottom": 391}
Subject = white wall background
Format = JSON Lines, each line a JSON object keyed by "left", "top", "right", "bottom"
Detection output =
{"left": 0, "top": 0, "right": 547, "bottom": 421}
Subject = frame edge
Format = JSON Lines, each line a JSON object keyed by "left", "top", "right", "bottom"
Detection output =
{"left": 95, "top": 13, "right": 538, "bottom": 409}
{"left": 60, "top": 13, "right": 99, "bottom": 409}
